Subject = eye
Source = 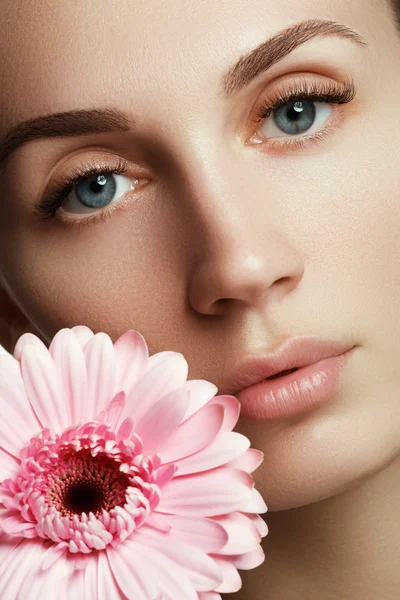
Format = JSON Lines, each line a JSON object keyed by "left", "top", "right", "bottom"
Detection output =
{"left": 260, "top": 99, "right": 332, "bottom": 138}
{"left": 63, "top": 172, "right": 136, "bottom": 215}
{"left": 248, "top": 77, "right": 357, "bottom": 150}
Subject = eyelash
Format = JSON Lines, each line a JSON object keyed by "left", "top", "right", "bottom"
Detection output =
{"left": 34, "top": 156, "right": 132, "bottom": 230}
{"left": 252, "top": 77, "right": 357, "bottom": 150}
{"left": 35, "top": 78, "right": 357, "bottom": 229}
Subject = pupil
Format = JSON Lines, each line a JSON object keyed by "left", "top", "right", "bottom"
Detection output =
{"left": 65, "top": 481, "right": 104, "bottom": 515}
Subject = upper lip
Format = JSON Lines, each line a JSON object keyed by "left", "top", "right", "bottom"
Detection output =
{"left": 218, "top": 336, "right": 355, "bottom": 396}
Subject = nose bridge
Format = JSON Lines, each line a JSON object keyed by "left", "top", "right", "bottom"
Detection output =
{"left": 164, "top": 131, "right": 305, "bottom": 313}
{"left": 168, "top": 132, "right": 257, "bottom": 246}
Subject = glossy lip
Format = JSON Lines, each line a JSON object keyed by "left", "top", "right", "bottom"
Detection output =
{"left": 235, "top": 348, "right": 356, "bottom": 421}
{"left": 218, "top": 336, "right": 356, "bottom": 397}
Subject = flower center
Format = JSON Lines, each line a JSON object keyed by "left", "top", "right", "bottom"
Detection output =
{"left": 47, "top": 450, "right": 131, "bottom": 517}
{"left": 0, "top": 423, "right": 163, "bottom": 553}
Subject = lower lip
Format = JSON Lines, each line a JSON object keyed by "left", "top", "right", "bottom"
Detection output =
{"left": 236, "top": 348, "right": 355, "bottom": 421}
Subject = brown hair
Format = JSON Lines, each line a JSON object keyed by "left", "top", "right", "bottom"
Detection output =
{"left": 389, "top": 0, "right": 400, "bottom": 30}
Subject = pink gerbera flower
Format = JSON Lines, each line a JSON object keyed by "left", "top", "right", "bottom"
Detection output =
{"left": 0, "top": 326, "right": 268, "bottom": 599}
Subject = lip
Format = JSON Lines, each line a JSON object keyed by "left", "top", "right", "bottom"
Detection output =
{"left": 234, "top": 347, "right": 356, "bottom": 421}
{"left": 218, "top": 336, "right": 356, "bottom": 397}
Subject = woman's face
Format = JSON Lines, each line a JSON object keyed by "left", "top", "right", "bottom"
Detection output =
{"left": 1, "top": 0, "right": 400, "bottom": 512}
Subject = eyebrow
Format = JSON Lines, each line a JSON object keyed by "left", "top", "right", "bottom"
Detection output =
{"left": 221, "top": 19, "right": 368, "bottom": 97}
{"left": 0, "top": 19, "right": 367, "bottom": 170}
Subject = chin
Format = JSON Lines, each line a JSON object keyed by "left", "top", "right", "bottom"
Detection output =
{"left": 237, "top": 405, "right": 400, "bottom": 512}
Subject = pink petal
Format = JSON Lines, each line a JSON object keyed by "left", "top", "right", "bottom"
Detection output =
{"left": 12, "top": 332, "right": 48, "bottom": 362}
{"left": 113, "top": 329, "right": 149, "bottom": 402}
{"left": 0, "top": 513, "right": 37, "bottom": 537}
{"left": 211, "top": 512, "right": 261, "bottom": 555}
{"left": 229, "top": 544, "right": 265, "bottom": 570}
{"left": 228, "top": 448, "right": 264, "bottom": 473}
{"left": 243, "top": 513, "right": 269, "bottom": 537}
{"left": 96, "top": 391, "right": 126, "bottom": 429}
{"left": 124, "top": 540, "right": 198, "bottom": 600}
{"left": 20, "top": 344, "right": 70, "bottom": 433}
{"left": 156, "top": 467, "right": 253, "bottom": 516}
{"left": 207, "top": 395, "right": 240, "bottom": 431}
{"left": 121, "top": 352, "right": 189, "bottom": 423}
{"left": 142, "top": 515, "right": 228, "bottom": 553}
{"left": 82, "top": 333, "right": 118, "bottom": 420}
{"left": 198, "top": 593, "right": 222, "bottom": 600}
{"left": 180, "top": 380, "right": 219, "bottom": 421}
{"left": 154, "top": 464, "right": 178, "bottom": 489}
{"left": 211, "top": 556, "right": 242, "bottom": 593}
{"left": 106, "top": 550, "right": 147, "bottom": 599}
{"left": 157, "top": 404, "right": 225, "bottom": 464}
{"left": 0, "top": 353, "right": 42, "bottom": 436}
{"left": 0, "top": 398, "right": 34, "bottom": 458}
{"left": 175, "top": 432, "right": 250, "bottom": 476}
{"left": 0, "top": 532, "right": 22, "bottom": 563}
{"left": 83, "top": 554, "right": 98, "bottom": 600}
{"left": 135, "top": 388, "right": 190, "bottom": 454}
{"left": 0, "top": 448, "right": 19, "bottom": 481}
{"left": 242, "top": 487, "right": 268, "bottom": 513}
{"left": 39, "top": 542, "right": 68, "bottom": 571}
{"left": 48, "top": 328, "right": 89, "bottom": 425}
{"left": 107, "top": 543, "right": 159, "bottom": 600}
{"left": 97, "top": 551, "right": 124, "bottom": 600}
{"left": 0, "top": 538, "right": 73, "bottom": 599}
{"left": 134, "top": 528, "right": 223, "bottom": 591}
{"left": 70, "top": 325, "right": 95, "bottom": 349}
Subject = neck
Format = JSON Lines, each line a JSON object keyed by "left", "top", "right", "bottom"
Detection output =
{"left": 233, "top": 454, "right": 400, "bottom": 600}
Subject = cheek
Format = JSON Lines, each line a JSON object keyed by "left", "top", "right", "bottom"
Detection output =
{"left": 0, "top": 205, "right": 189, "bottom": 353}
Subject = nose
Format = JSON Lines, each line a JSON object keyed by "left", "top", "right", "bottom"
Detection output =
{"left": 186, "top": 164, "right": 305, "bottom": 316}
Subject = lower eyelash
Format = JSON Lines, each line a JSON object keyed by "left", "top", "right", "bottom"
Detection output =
{"left": 267, "top": 117, "right": 343, "bottom": 152}
{"left": 54, "top": 192, "right": 133, "bottom": 231}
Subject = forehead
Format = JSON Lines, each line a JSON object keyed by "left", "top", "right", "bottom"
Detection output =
{"left": 0, "top": 0, "right": 374, "bottom": 132}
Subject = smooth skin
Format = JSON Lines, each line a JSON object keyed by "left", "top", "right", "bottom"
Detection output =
{"left": 1, "top": 1, "right": 400, "bottom": 598}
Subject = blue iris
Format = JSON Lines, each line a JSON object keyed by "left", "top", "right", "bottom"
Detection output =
{"left": 274, "top": 100, "right": 316, "bottom": 135}
{"left": 75, "top": 174, "right": 116, "bottom": 208}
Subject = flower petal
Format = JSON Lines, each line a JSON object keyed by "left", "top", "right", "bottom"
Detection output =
{"left": 113, "top": 329, "right": 149, "bottom": 401}
{"left": 97, "top": 551, "right": 125, "bottom": 600}
{"left": 227, "top": 448, "right": 264, "bottom": 473}
{"left": 13, "top": 332, "right": 48, "bottom": 362}
{"left": 212, "top": 556, "right": 242, "bottom": 593}
{"left": 157, "top": 404, "right": 225, "bottom": 464}
{"left": 0, "top": 447, "right": 19, "bottom": 480}
{"left": 70, "top": 325, "right": 95, "bottom": 349}
{"left": 135, "top": 388, "right": 190, "bottom": 454}
{"left": 242, "top": 487, "right": 268, "bottom": 514}
{"left": 0, "top": 397, "right": 35, "bottom": 458}
{"left": 82, "top": 333, "right": 118, "bottom": 420}
{"left": 211, "top": 512, "right": 261, "bottom": 555}
{"left": 243, "top": 513, "right": 269, "bottom": 537}
{"left": 228, "top": 544, "right": 265, "bottom": 570}
{"left": 124, "top": 540, "right": 198, "bottom": 600}
{"left": 142, "top": 514, "right": 229, "bottom": 553}
{"left": 181, "top": 380, "right": 218, "bottom": 422}
{"left": 157, "top": 467, "right": 253, "bottom": 516}
{"left": 134, "top": 528, "right": 223, "bottom": 591}
{"left": 122, "top": 352, "right": 189, "bottom": 423}
{"left": 107, "top": 542, "right": 159, "bottom": 600}
{"left": 0, "top": 352, "right": 42, "bottom": 437}
{"left": 83, "top": 553, "right": 98, "bottom": 600}
{"left": 207, "top": 395, "right": 240, "bottom": 432}
{"left": 174, "top": 432, "right": 250, "bottom": 476}
{"left": 198, "top": 593, "right": 222, "bottom": 600}
{"left": 48, "top": 329, "right": 88, "bottom": 425}
{"left": 20, "top": 344, "right": 70, "bottom": 433}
